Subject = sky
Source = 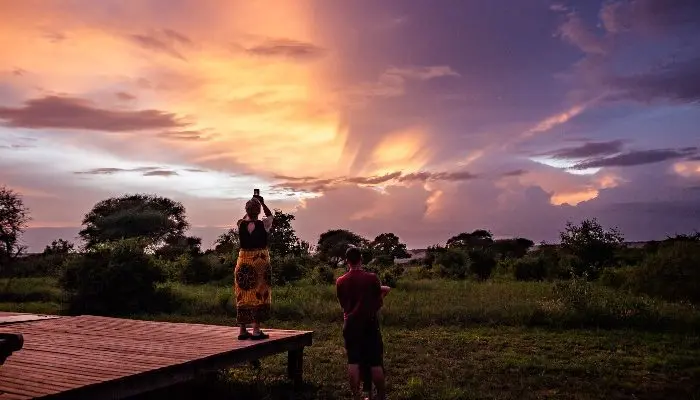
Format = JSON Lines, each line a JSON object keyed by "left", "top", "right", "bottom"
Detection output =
{"left": 1, "top": 0, "right": 699, "bottom": 252}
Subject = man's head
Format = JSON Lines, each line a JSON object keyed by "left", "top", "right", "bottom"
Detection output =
{"left": 345, "top": 246, "right": 362, "bottom": 267}
{"left": 245, "top": 198, "right": 261, "bottom": 219}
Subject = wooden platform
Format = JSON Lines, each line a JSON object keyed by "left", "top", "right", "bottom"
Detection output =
{"left": 0, "top": 313, "right": 313, "bottom": 399}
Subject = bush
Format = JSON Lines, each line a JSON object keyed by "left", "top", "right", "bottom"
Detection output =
{"left": 312, "top": 265, "right": 335, "bottom": 284}
{"left": 599, "top": 266, "right": 635, "bottom": 289}
{"left": 434, "top": 248, "right": 469, "bottom": 279}
{"left": 60, "top": 239, "right": 165, "bottom": 315}
{"left": 271, "top": 255, "right": 308, "bottom": 285}
{"left": 467, "top": 249, "right": 496, "bottom": 280}
{"left": 513, "top": 256, "right": 548, "bottom": 281}
{"left": 379, "top": 265, "right": 404, "bottom": 288}
{"left": 628, "top": 241, "right": 700, "bottom": 304}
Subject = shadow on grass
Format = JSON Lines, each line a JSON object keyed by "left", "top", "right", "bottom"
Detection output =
{"left": 130, "top": 367, "right": 324, "bottom": 400}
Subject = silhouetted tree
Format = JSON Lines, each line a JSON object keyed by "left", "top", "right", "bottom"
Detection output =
{"left": 317, "top": 229, "right": 370, "bottom": 266}
{"left": 446, "top": 229, "right": 494, "bottom": 249}
{"left": 371, "top": 233, "right": 410, "bottom": 261}
{"left": 213, "top": 228, "right": 239, "bottom": 254}
{"left": 0, "top": 186, "right": 30, "bottom": 269}
{"left": 560, "top": 218, "right": 624, "bottom": 278}
{"left": 268, "top": 210, "right": 303, "bottom": 257}
{"left": 79, "top": 194, "right": 189, "bottom": 250}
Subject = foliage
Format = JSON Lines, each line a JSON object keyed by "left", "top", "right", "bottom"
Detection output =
{"left": 559, "top": 218, "right": 624, "bottom": 278}
{"left": 467, "top": 248, "right": 497, "bottom": 280}
{"left": 370, "top": 233, "right": 410, "bottom": 261}
{"left": 446, "top": 229, "right": 494, "bottom": 249}
{"left": 60, "top": 238, "right": 165, "bottom": 314}
{"left": 312, "top": 265, "right": 335, "bottom": 285}
{"left": 156, "top": 235, "right": 202, "bottom": 261}
{"left": 433, "top": 247, "right": 469, "bottom": 279}
{"left": 180, "top": 254, "right": 230, "bottom": 284}
{"left": 0, "top": 186, "right": 30, "bottom": 268}
{"left": 491, "top": 237, "right": 534, "bottom": 259}
{"left": 79, "top": 194, "right": 189, "bottom": 250}
{"left": 268, "top": 210, "right": 305, "bottom": 257}
{"left": 369, "top": 254, "right": 395, "bottom": 268}
{"left": 316, "top": 229, "right": 370, "bottom": 266}
{"left": 271, "top": 255, "right": 309, "bottom": 285}
{"left": 628, "top": 241, "right": 700, "bottom": 304}
{"left": 513, "top": 255, "right": 549, "bottom": 281}
{"left": 213, "top": 228, "right": 239, "bottom": 255}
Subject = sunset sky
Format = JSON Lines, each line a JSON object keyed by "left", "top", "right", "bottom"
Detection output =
{"left": 1, "top": 0, "right": 699, "bottom": 251}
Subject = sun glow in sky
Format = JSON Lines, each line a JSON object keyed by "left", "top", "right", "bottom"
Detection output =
{"left": 1, "top": 0, "right": 699, "bottom": 250}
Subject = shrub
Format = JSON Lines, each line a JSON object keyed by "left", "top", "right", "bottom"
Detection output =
{"left": 271, "top": 255, "right": 308, "bottom": 285}
{"left": 467, "top": 248, "right": 496, "bottom": 280}
{"left": 60, "top": 239, "right": 165, "bottom": 315}
{"left": 312, "top": 265, "right": 335, "bottom": 284}
{"left": 628, "top": 241, "right": 700, "bottom": 304}
{"left": 599, "top": 266, "right": 635, "bottom": 289}
{"left": 181, "top": 254, "right": 228, "bottom": 284}
{"left": 434, "top": 248, "right": 469, "bottom": 279}
{"left": 513, "top": 256, "right": 548, "bottom": 281}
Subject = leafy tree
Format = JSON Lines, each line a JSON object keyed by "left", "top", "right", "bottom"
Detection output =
{"left": 268, "top": 210, "right": 303, "bottom": 257}
{"left": 559, "top": 218, "right": 624, "bottom": 278}
{"left": 492, "top": 238, "right": 534, "bottom": 259}
{"left": 446, "top": 229, "right": 494, "bottom": 249}
{"left": 317, "top": 229, "right": 370, "bottom": 266}
{"left": 155, "top": 235, "right": 202, "bottom": 261}
{"left": 0, "top": 186, "right": 30, "bottom": 271}
{"left": 370, "top": 233, "right": 410, "bottom": 261}
{"left": 213, "top": 228, "right": 240, "bottom": 254}
{"left": 79, "top": 194, "right": 189, "bottom": 250}
{"left": 43, "top": 239, "right": 75, "bottom": 255}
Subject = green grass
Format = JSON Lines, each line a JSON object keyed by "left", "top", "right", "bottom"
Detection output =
{"left": 3, "top": 276, "right": 700, "bottom": 399}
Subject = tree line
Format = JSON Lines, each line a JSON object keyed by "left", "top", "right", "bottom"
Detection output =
{"left": 1, "top": 186, "right": 699, "bottom": 313}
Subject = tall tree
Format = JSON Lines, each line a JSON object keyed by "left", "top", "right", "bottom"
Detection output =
{"left": 371, "top": 233, "right": 410, "bottom": 261}
{"left": 79, "top": 194, "right": 189, "bottom": 250}
{"left": 0, "top": 186, "right": 30, "bottom": 267}
{"left": 446, "top": 229, "right": 494, "bottom": 249}
{"left": 317, "top": 229, "right": 370, "bottom": 266}
{"left": 268, "top": 210, "right": 302, "bottom": 257}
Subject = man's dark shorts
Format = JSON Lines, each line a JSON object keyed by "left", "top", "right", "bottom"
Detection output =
{"left": 342, "top": 320, "right": 383, "bottom": 367}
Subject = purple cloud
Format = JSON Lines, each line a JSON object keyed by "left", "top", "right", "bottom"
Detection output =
{"left": 572, "top": 147, "right": 697, "bottom": 170}
{"left": 0, "top": 96, "right": 184, "bottom": 132}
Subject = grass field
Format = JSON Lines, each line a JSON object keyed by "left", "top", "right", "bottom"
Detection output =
{"left": 2, "top": 276, "right": 700, "bottom": 399}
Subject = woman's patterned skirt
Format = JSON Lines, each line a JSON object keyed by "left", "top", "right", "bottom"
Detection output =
{"left": 234, "top": 248, "right": 272, "bottom": 324}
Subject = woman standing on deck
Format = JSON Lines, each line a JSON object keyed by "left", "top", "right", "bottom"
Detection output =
{"left": 235, "top": 193, "right": 274, "bottom": 340}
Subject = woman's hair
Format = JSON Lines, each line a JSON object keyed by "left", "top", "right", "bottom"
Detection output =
{"left": 245, "top": 198, "right": 261, "bottom": 218}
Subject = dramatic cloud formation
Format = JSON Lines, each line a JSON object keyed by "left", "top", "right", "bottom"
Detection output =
{"left": 572, "top": 148, "right": 698, "bottom": 170}
{"left": 544, "top": 140, "right": 625, "bottom": 159}
{"left": 1, "top": 0, "right": 699, "bottom": 251}
{"left": 0, "top": 96, "right": 184, "bottom": 131}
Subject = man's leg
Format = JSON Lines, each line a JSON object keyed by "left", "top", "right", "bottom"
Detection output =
{"left": 347, "top": 364, "right": 362, "bottom": 400}
{"left": 370, "top": 366, "right": 386, "bottom": 400}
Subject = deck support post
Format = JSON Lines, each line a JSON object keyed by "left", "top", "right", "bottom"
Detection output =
{"left": 287, "top": 348, "right": 304, "bottom": 386}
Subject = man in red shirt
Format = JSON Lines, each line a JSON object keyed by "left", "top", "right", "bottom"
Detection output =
{"left": 336, "top": 246, "right": 390, "bottom": 400}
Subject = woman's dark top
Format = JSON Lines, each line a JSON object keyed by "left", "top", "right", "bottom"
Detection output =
{"left": 238, "top": 220, "right": 269, "bottom": 249}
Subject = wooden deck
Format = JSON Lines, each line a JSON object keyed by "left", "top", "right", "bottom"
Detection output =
{"left": 0, "top": 313, "right": 313, "bottom": 399}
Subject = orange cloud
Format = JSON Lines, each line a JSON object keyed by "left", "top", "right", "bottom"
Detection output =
{"left": 673, "top": 161, "right": 700, "bottom": 177}
{"left": 551, "top": 188, "right": 599, "bottom": 206}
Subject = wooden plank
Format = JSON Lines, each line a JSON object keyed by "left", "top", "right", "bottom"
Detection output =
{"left": 0, "top": 315, "right": 313, "bottom": 400}
{"left": 0, "top": 315, "right": 60, "bottom": 326}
